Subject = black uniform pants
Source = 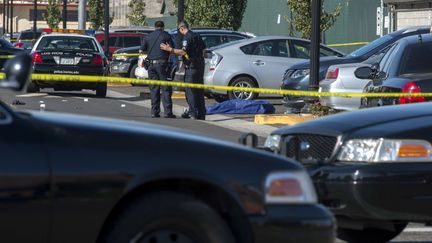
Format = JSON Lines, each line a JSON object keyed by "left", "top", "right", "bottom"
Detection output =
{"left": 148, "top": 63, "right": 173, "bottom": 115}
{"left": 184, "top": 63, "right": 206, "bottom": 120}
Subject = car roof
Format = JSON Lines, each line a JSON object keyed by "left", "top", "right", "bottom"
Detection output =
{"left": 41, "top": 33, "right": 95, "bottom": 38}
{"left": 398, "top": 33, "right": 432, "bottom": 45}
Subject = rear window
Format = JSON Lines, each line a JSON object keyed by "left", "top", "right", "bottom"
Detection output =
{"left": 399, "top": 42, "right": 432, "bottom": 75}
{"left": 37, "top": 36, "right": 99, "bottom": 52}
{"left": 122, "top": 37, "right": 142, "bottom": 47}
{"left": 19, "top": 31, "right": 42, "bottom": 40}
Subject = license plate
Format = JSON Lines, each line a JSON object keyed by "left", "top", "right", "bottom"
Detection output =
{"left": 60, "top": 58, "right": 74, "bottom": 65}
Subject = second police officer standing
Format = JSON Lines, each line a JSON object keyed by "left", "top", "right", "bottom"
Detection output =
{"left": 140, "top": 21, "right": 176, "bottom": 118}
{"left": 161, "top": 20, "right": 207, "bottom": 120}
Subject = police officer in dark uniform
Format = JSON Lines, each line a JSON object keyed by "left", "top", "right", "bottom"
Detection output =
{"left": 140, "top": 21, "right": 176, "bottom": 118}
{"left": 160, "top": 20, "right": 206, "bottom": 120}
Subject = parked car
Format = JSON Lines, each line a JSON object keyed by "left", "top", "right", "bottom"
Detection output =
{"left": 0, "top": 54, "right": 336, "bottom": 243}
{"left": 319, "top": 62, "right": 371, "bottom": 111}
{"left": 29, "top": 33, "right": 109, "bottom": 97}
{"left": 0, "top": 37, "right": 25, "bottom": 70}
{"left": 281, "top": 26, "right": 430, "bottom": 110}
{"left": 360, "top": 33, "right": 432, "bottom": 108}
{"left": 205, "top": 36, "right": 343, "bottom": 101}
{"left": 94, "top": 32, "right": 146, "bottom": 54}
{"left": 110, "top": 29, "right": 253, "bottom": 79}
{"left": 262, "top": 101, "right": 432, "bottom": 243}
{"left": 13, "top": 28, "right": 50, "bottom": 51}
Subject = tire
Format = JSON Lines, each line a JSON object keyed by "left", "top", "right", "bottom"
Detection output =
{"left": 337, "top": 223, "right": 407, "bottom": 243}
{"left": 95, "top": 82, "right": 107, "bottom": 98}
{"left": 26, "top": 81, "right": 40, "bottom": 93}
{"left": 228, "top": 76, "right": 258, "bottom": 100}
{"left": 103, "top": 191, "right": 236, "bottom": 243}
{"left": 129, "top": 64, "right": 138, "bottom": 79}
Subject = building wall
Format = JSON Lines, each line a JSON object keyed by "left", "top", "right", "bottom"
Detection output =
{"left": 1, "top": 4, "right": 91, "bottom": 33}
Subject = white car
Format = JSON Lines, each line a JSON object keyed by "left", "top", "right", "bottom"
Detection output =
{"left": 204, "top": 36, "right": 344, "bottom": 101}
{"left": 319, "top": 63, "right": 371, "bottom": 111}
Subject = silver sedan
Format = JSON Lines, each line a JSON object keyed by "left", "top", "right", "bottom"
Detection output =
{"left": 204, "top": 36, "right": 343, "bottom": 100}
{"left": 319, "top": 63, "right": 371, "bottom": 111}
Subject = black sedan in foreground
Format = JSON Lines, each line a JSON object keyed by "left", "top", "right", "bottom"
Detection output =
{"left": 359, "top": 33, "right": 432, "bottom": 107}
{"left": 263, "top": 102, "right": 432, "bottom": 243}
{"left": 0, "top": 38, "right": 25, "bottom": 70}
{"left": 0, "top": 54, "right": 335, "bottom": 243}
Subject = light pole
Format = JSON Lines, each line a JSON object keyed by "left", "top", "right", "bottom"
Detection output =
{"left": 63, "top": 0, "right": 67, "bottom": 29}
{"left": 10, "top": 0, "right": 13, "bottom": 38}
{"left": 33, "top": 0, "right": 37, "bottom": 40}
{"left": 103, "top": 0, "right": 109, "bottom": 54}
{"left": 309, "top": 0, "right": 321, "bottom": 92}
{"left": 2, "top": 0, "right": 6, "bottom": 35}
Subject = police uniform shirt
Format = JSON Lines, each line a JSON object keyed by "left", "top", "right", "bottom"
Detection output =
{"left": 182, "top": 30, "right": 206, "bottom": 63}
{"left": 140, "top": 29, "right": 173, "bottom": 60}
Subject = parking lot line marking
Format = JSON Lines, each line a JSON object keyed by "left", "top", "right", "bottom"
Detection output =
{"left": 404, "top": 227, "right": 432, "bottom": 232}
{"left": 16, "top": 93, "right": 47, "bottom": 97}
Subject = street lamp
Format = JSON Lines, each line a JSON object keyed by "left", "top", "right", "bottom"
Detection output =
{"left": 309, "top": 0, "right": 321, "bottom": 92}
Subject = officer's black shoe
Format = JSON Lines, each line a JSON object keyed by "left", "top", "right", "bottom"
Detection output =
{"left": 151, "top": 114, "right": 160, "bottom": 118}
{"left": 181, "top": 112, "right": 190, "bottom": 119}
{"left": 164, "top": 114, "right": 176, "bottom": 119}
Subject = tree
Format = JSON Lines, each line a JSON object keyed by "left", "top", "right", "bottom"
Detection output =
{"left": 88, "top": 0, "right": 113, "bottom": 30}
{"left": 127, "top": 0, "right": 147, "bottom": 26}
{"left": 287, "top": 0, "right": 341, "bottom": 39}
{"left": 43, "top": 0, "right": 62, "bottom": 29}
{"left": 175, "top": 0, "right": 247, "bottom": 30}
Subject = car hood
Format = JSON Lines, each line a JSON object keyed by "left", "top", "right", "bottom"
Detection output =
{"left": 271, "top": 102, "right": 432, "bottom": 136}
{"left": 288, "top": 55, "right": 358, "bottom": 70}
{"left": 28, "top": 111, "right": 302, "bottom": 170}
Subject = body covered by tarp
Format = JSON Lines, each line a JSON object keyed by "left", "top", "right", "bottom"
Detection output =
{"left": 206, "top": 99, "right": 275, "bottom": 115}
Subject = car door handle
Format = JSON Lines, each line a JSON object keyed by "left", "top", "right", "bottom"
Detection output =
{"left": 253, "top": 60, "right": 265, "bottom": 66}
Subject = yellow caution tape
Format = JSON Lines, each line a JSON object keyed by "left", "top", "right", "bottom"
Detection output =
{"left": 0, "top": 72, "right": 430, "bottom": 97}
{"left": 112, "top": 53, "right": 144, "bottom": 57}
{"left": 0, "top": 55, "right": 16, "bottom": 59}
{"left": 327, "top": 42, "right": 369, "bottom": 47}
{"left": 19, "top": 73, "right": 432, "bottom": 98}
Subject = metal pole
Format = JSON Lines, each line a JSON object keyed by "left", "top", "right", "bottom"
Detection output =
{"left": 5, "top": 0, "right": 9, "bottom": 36}
{"left": 62, "top": 0, "right": 67, "bottom": 29}
{"left": 176, "top": 0, "right": 185, "bottom": 48}
{"left": 103, "top": 0, "right": 109, "bottom": 54}
{"left": 2, "top": 0, "right": 6, "bottom": 35}
{"left": 9, "top": 0, "right": 13, "bottom": 38}
{"left": 78, "top": 0, "right": 87, "bottom": 29}
{"left": 33, "top": 0, "right": 37, "bottom": 40}
{"left": 309, "top": 0, "right": 321, "bottom": 92}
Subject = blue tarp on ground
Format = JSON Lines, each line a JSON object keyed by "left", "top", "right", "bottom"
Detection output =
{"left": 206, "top": 99, "right": 275, "bottom": 115}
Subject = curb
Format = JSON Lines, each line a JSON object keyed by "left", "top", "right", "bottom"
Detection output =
{"left": 254, "top": 114, "right": 315, "bottom": 125}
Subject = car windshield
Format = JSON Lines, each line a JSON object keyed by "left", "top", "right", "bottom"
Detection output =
{"left": 399, "top": 42, "right": 432, "bottom": 75}
{"left": 348, "top": 35, "right": 393, "bottom": 58}
{"left": 37, "top": 36, "right": 99, "bottom": 52}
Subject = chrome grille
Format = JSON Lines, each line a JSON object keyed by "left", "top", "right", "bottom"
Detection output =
{"left": 281, "top": 134, "right": 338, "bottom": 163}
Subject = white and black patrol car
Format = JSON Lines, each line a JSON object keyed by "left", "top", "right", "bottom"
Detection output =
{"left": 29, "top": 31, "right": 108, "bottom": 97}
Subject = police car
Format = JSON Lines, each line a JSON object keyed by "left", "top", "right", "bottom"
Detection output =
{"left": 29, "top": 29, "right": 108, "bottom": 97}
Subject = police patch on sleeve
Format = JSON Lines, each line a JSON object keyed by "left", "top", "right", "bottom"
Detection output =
{"left": 182, "top": 40, "right": 188, "bottom": 50}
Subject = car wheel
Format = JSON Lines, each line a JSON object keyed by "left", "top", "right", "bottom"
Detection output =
{"left": 26, "top": 81, "right": 40, "bottom": 93}
{"left": 95, "top": 82, "right": 107, "bottom": 98}
{"left": 337, "top": 223, "right": 407, "bottom": 243}
{"left": 103, "top": 191, "right": 236, "bottom": 243}
{"left": 228, "top": 77, "right": 258, "bottom": 100}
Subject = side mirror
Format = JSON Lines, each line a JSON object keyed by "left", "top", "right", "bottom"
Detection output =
{"left": 2, "top": 53, "right": 31, "bottom": 91}
{"left": 354, "top": 66, "right": 373, "bottom": 79}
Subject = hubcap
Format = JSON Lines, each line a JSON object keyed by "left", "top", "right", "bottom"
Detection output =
{"left": 233, "top": 80, "right": 254, "bottom": 100}
{"left": 131, "top": 229, "right": 197, "bottom": 243}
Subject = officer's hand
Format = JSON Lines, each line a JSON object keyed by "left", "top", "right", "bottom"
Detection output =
{"left": 160, "top": 43, "right": 171, "bottom": 51}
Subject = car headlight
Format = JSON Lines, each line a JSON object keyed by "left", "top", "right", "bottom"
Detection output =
{"left": 338, "top": 139, "right": 432, "bottom": 163}
{"left": 290, "top": 69, "right": 310, "bottom": 79}
{"left": 265, "top": 171, "right": 317, "bottom": 204}
{"left": 264, "top": 134, "right": 281, "bottom": 152}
